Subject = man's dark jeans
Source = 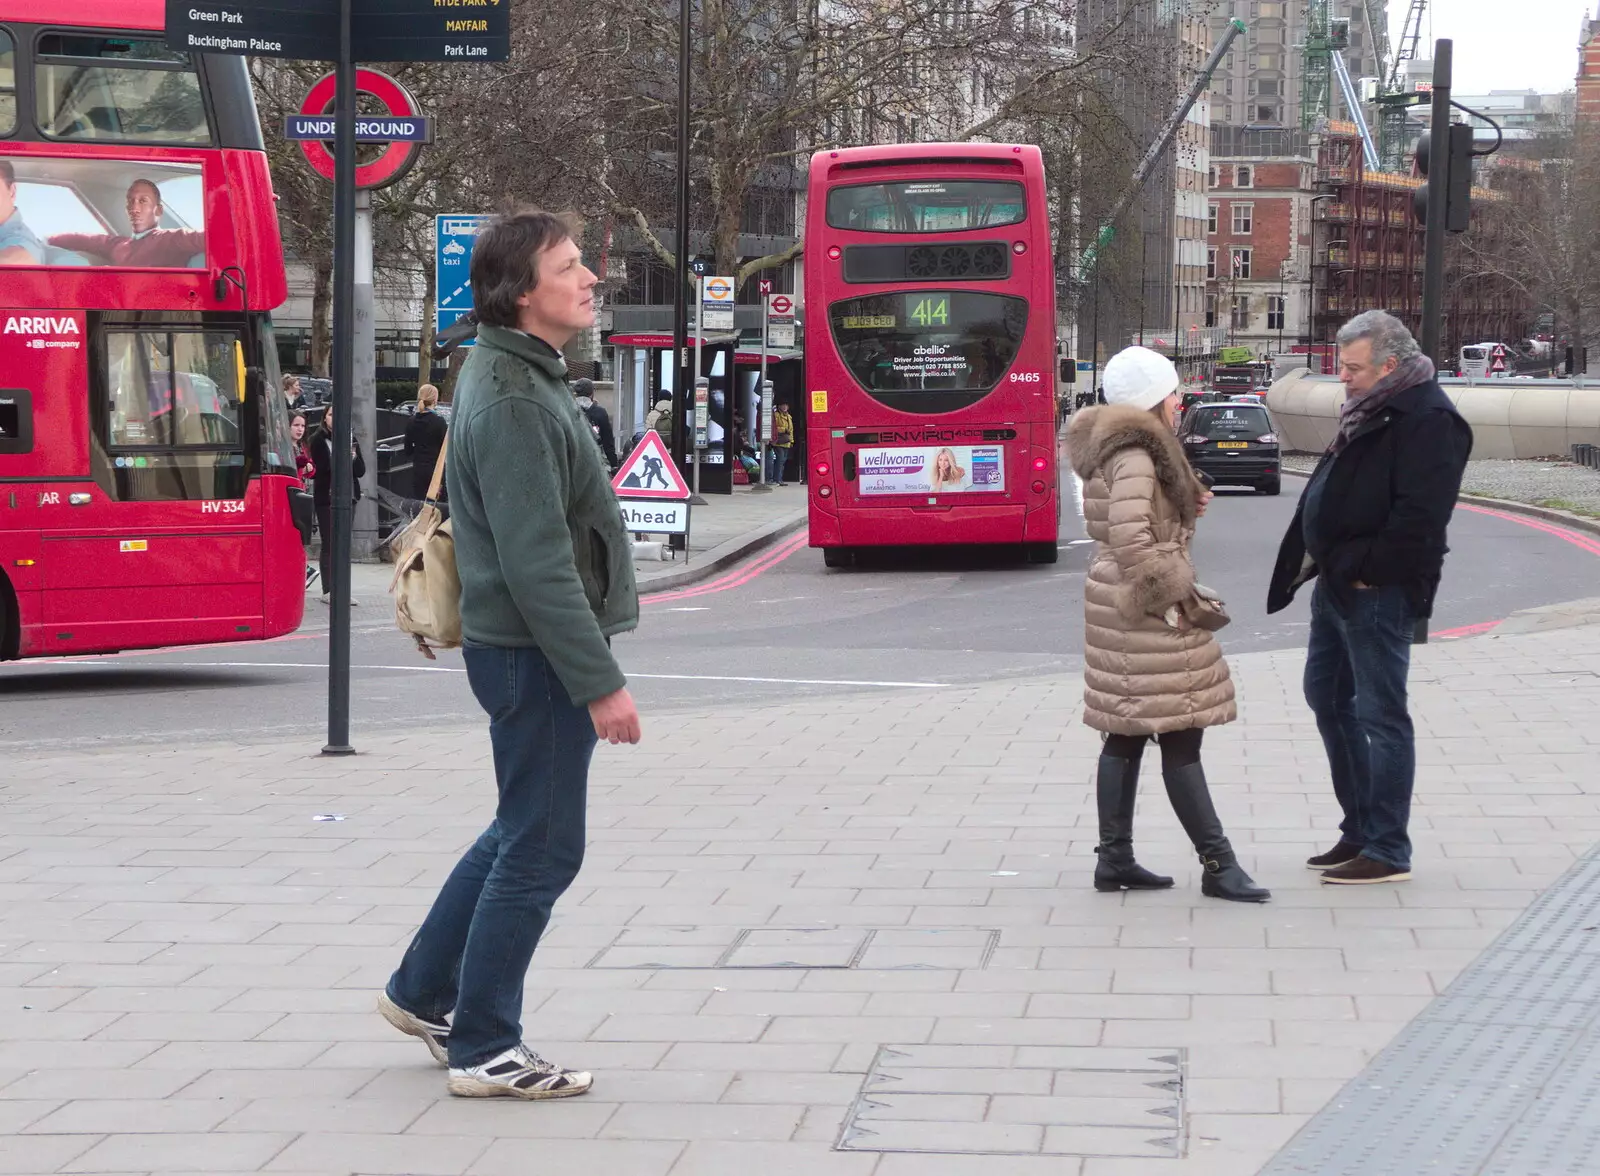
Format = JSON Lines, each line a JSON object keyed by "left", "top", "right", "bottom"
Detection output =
{"left": 1303, "top": 581, "right": 1417, "bottom": 870}
{"left": 387, "top": 641, "right": 596, "bottom": 1067}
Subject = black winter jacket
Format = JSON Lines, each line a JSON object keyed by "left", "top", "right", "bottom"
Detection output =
{"left": 404, "top": 410, "right": 449, "bottom": 500}
{"left": 308, "top": 428, "right": 367, "bottom": 508}
{"left": 1266, "top": 378, "right": 1472, "bottom": 620}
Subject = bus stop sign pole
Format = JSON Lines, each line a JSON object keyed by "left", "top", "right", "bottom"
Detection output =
{"left": 324, "top": 0, "right": 357, "bottom": 756}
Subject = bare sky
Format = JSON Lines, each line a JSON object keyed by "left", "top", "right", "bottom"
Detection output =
{"left": 1407, "top": 0, "right": 1591, "bottom": 95}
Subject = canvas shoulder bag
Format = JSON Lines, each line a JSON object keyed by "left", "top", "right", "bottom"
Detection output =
{"left": 388, "top": 438, "right": 461, "bottom": 659}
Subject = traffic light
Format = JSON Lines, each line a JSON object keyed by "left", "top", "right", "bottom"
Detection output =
{"left": 1412, "top": 123, "right": 1474, "bottom": 232}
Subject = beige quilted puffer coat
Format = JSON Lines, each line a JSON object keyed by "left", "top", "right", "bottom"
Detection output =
{"left": 1064, "top": 404, "right": 1236, "bottom": 736}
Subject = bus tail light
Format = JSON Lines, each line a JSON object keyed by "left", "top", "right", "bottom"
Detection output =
{"left": 827, "top": 245, "right": 841, "bottom": 260}
{"left": 818, "top": 485, "right": 833, "bottom": 499}
{"left": 1013, "top": 241, "right": 1027, "bottom": 254}
{"left": 1031, "top": 456, "right": 1049, "bottom": 472}
{"left": 1031, "top": 480, "right": 1046, "bottom": 494}
{"left": 815, "top": 460, "right": 831, "bottom": 477}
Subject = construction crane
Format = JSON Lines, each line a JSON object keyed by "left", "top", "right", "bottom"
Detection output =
{"left": 1074, "top": 17, "right": 1247, "bottom": 283}
{"left": 1378, "top": 0, "right": 1430, "bottom": 171}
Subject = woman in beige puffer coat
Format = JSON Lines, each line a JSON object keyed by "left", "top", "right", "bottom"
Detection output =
{"left": 1064, "top": 346, "right": 1269, "bottom": 903}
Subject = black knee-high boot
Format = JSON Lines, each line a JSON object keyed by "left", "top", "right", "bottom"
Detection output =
{"left": 1093, "top": 753, "right": 1174, "bottom": 892}
{"left": 1161, "top": 761, "right": 1271, "bottom": 903}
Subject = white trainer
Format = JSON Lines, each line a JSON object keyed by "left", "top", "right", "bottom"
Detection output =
{"left": 446, "top": 1043, "right": 593, "bottom": 1100}
{"left": 376, "top": 992, "right": 450, "bottom": 1066}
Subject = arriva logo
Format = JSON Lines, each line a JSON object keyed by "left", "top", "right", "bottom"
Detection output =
{"left": 4, "top": 316, "right": 81, "bottom": 335}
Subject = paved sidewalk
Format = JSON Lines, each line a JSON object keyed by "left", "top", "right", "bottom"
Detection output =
{"left": 3, "top": 619, "right": 1599, "bottom": 1174}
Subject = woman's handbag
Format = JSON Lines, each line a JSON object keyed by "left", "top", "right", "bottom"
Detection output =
{"left": 1179, "top": 583, "right": 1232, "bottom": 632}
{"left": 388, "top": 439, "right": 461, "bottom": 659}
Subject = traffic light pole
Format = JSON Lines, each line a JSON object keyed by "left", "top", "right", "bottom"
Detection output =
{"left": 1420, "top": 39, "right": 1451, "bottom": 364}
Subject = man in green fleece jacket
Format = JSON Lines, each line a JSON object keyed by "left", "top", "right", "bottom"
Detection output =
{"left": 380, "top": 209, "right": 640, "bottom": 1101}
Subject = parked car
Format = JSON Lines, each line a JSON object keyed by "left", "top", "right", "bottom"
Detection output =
{"left": 1179, "top": 400, "right": 1281, "bottom": 495}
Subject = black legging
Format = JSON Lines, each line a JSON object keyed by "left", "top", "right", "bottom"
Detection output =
{"left": 316, "top": 502, "right": 333, "bottom": 590}
{"left": 1103, "top": 728, "right": 1204, "bottom": 772}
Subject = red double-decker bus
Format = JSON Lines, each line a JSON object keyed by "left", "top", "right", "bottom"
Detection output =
{"left": 803, "top": 143, "right": 1059, "bottom": 566}
{"left": 0, "top": 1, "right": 307, "bottom": 661}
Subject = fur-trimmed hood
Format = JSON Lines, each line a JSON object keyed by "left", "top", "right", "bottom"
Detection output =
{"left": 1065, "top": 404, "right": 1199, "bottom": 527}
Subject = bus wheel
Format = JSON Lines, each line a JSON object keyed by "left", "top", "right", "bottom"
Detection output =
{"left": 823, "top": 547, "right": 856, "bottom": 569}
{"left": 1025, "top": 542, "right": 1059, "bottom": 565}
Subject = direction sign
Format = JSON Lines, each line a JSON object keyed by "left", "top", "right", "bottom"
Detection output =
{"left": 702, "top": 275, "right": 736, "bottom": 330}
{"left": 613, "top": 431, "right": 691, "bottom": 501}
{"left": 165, "top": 0, "right": 337, "bottom": 61}
{"left": 349, "top": 0, "right": 511, "bottom": 63}
{"left": 297, "top": 69, "right": 426, "bottom": 188}
{"left": 436, "top": 213, "right": 490, "bottom": 342}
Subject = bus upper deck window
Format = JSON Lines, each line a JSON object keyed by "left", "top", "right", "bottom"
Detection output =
{"left": 0, "top": 29, "right": 15, "bottom": 135}
{"left": 34, "top": 34, "right": 208, "bottom": 144}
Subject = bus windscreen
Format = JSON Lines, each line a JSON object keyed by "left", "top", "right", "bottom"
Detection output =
{"left": 826, "top": 180, "right": 1025, "bottom": 233}
{"left": 829, "top": 290, "right": 1027, "bottom": 413}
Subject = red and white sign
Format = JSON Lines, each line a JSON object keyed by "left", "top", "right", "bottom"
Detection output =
{"left": 298, "top": 69, "right": 424, "bottom": 189}
{"left": 1489, "top": 344, "right": 1508, "bottom": 373}
{"left": 612, "top": 430, "right": 690, "bottom": 501}
{"left": 767, "top": 294, "right": 794, "bottom": 317}
{"left": 758, "top": 277, "right": 773, "bottom": 295}
{"left": 766, "top": 293, "right": 795, "bottom": 348}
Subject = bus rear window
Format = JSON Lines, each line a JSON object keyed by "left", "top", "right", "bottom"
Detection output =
{"left": 0, "top": 29, "right": 15, "bottom": 135}
{"left": 826, "top": 180, "right": 1025, "bottom": 233}
{"left": 829, "top": 290, "right": 1027, "bottom": 414}
{"left": 35, "top": 34, "right": 208, "bottom": 144}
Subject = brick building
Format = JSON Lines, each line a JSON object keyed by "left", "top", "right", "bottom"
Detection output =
{"left": 1579, "top": 7, "right": 1600, "bottom": 125}
{"left": 1208, "top": 122, "right": 1530, "bottom": 370}
{"left": 1204, "top": 151, "right": 1315, "bottom": 359}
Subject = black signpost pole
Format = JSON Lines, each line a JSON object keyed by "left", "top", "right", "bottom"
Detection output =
{"left": 672, "top": 0, "right": 692, "bottom": 476}
{"left": 323, "top": 0, "right": 356, "bottom": 755}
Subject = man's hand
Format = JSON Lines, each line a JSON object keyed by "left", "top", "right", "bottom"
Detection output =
{"left": 1353, "top": 580, "right": 1371, "bottom": 590}
{"left": 588, "top": 687, "right": 641, "bottom": 745}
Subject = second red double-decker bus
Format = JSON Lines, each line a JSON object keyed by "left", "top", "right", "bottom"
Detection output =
{"left": 0, "top": 1, "right": 308, "bottom": 661}
{"left": 803, "top": 143, "right": 1059, "bottom": 565}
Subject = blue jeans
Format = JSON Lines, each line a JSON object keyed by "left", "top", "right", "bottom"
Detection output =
{"left": 768, "top": 447, "right": 789, "bottom": 483}
{"left": 387, "top": 642, "right": 596, "bottom": 1066}
{"left": 1303, "top": 581, "right": 1417, "bottom": 870}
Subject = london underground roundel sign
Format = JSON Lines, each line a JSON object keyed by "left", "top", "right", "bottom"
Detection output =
{"left": 298, "top": 69, "right": 424, "bottom": 190}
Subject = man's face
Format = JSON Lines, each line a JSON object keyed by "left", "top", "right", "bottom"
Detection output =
{"left": 126, "top": 183, "right": 162, "bottom": 234}
{"left": 517, "top": 237, "right": 598, "bottom": 340}
{"left": 1337, "top": 338, "right": 1397, "bottom": 398}
{"left": 0, "top": 180, "right": 15, "bottom": 222}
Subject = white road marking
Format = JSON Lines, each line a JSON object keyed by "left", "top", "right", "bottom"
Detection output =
{"left": 662, "top": 606, "right": 711, "bottom": 612}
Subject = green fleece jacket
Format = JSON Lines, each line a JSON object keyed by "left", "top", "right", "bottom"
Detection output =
{"left": 446, "top": 325, "right": 638, "bottom": 704}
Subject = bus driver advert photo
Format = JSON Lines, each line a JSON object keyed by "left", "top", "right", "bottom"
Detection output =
{"left": 0, "top": 155, "right": 206, "bottom": 269}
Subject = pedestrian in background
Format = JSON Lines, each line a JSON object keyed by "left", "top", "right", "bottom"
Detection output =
{"left": 769, "top": 401, "right": 794, "bottom": 486}
{"left": 572, "top": 377, "right": 618, "bottom": 472}
{"left": 405, "top": 383, "right": 449, "bottom": 502}
{"left": 378, "top": 207, "right": 641, "bottom": 1101}
{"left": 1065, "top": 345, "right": 1269, "bottom": 904}
{"left": 1268, "top": 309, "right": 1472, "bottom": 885}
{"left": 307, "top": 405, "right": 366, "bottom": 605}
{"left": 282, "top": 373, "right": 303, "bottom": 412}
{"left": 290, "top": 411, "right": 318, "bottom": 590}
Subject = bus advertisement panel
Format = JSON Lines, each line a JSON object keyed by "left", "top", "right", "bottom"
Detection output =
{"left": 803, "top": 144, "right": 1060, "bottom": 566}
{"left": 1, "top": 155, "right": 207, "bottom": 269}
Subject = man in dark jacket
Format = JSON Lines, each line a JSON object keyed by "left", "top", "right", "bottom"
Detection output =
{"left": 1267, "top": 310, "right": 1472, "bottom": 886}
{"left": 308, "top": 406, "right": 366, "bottom": 605}
{"left": 379, "top": 208, "right": 640, "bottom": 1102}
{"left": 571, "top": 377, "right": 618, "bottom": 471}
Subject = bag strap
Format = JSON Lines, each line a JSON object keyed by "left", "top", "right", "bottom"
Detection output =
{"left": 424, "top": 434, "right": 449, "bottom": 504}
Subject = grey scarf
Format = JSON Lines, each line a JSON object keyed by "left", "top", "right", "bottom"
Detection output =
{"left": 1331, "top": 353, "right": 1435, "bottom": 454}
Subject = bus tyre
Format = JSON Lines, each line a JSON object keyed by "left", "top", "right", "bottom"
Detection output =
{"left": 1025, "top": 542, "right": 1059, "bottom": 565}
{"left": 823, "top": 547, "right": 856, "bottom": 569}
{"left": 1258, "top": 477, "right": 1282, "bottom": 497}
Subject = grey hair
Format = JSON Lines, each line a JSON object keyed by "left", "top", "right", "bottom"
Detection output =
{"left": 1335, "top": 310, "right": 1421, "bottom": 365}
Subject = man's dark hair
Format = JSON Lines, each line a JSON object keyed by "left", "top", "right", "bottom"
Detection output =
{"left": 0, "top": 160, "right": 14, "bottom": 187}
{"left": 470, "top": 207, "right": 582, "bottom": 329}
{"left": 572, "top": 377, "right": 594, "bottom": 397}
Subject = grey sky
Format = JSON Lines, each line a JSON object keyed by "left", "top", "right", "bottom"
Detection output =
{"left": 1405, "top": 0, "right": 1591, "bottom": 95}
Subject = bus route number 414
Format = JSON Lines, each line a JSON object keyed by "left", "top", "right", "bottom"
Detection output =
{"left": 908, "top": 296, "right": 949, "bottom": 326}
